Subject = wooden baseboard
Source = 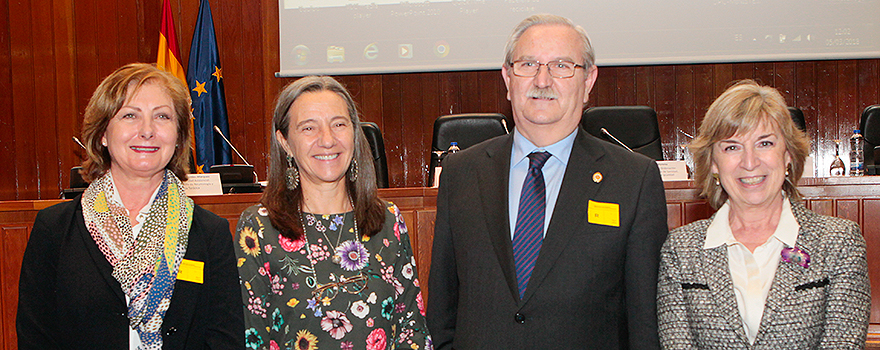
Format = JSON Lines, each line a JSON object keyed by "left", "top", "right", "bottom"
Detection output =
{"left": 866, "top": 325, "right": 880, "bottom": 348}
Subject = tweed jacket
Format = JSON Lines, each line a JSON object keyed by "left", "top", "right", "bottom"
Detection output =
{"left": 657, "top": 198, "right": 870, "bottom": 349}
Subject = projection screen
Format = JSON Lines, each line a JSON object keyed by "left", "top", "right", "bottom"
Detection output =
{"left": 277, "top": 0, "right": 880, "bottom": 77}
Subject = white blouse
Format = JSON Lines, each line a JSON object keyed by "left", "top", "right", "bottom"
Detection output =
{"left": 703, "top": 198, "right": 800, "bottom": 344}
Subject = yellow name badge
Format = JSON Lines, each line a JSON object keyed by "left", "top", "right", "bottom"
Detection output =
{"left": 177, "top": 259, "right": 204, "bottom": 284}
{"left": 587, "top": 200, "right": 620, "bottom": 227}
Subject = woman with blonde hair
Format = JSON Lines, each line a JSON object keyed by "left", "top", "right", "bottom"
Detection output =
{"left": 657, "top": 80, "right": 869, "bottom": 349}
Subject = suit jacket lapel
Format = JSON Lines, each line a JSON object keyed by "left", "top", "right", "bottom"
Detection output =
{"left": 76, "top": 200, "right": 127, "bottom": 305}
{"left": 521, "top": 130, "right": 603, "bottom": 303}
{"left": 477, "top": 134, "right": 519, "bottom": 301}
{"left": 754, "top": 201, "right": 822, "bottom": 344}
{"left": 704, "top": 244, "right": 751, "bottom": 344}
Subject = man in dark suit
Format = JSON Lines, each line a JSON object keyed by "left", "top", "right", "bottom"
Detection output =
{"left": 426, "top": 14, "right": 668, "bottom": 349}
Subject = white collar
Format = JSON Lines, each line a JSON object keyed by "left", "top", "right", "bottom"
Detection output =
{"left": 106, "top": 171, "right": 160, "bottom": 218}
{"left": 511, "top": 127, "right": 576, "bottom": 168}
{"left": 704, "top": 197, "right": 800, "bottom": 249}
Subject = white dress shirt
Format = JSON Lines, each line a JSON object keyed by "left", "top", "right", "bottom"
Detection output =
{"left": 507, "top": 128, "right": 576, "bottom": 239}
{"left": 703, "top": 197, "right": 800, "bottom": 344}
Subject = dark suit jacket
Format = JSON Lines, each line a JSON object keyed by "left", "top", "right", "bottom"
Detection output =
{"left": 17, "top": 197, "right": 244, "bottom": 349}
{"left": 657, "top": 199, "right": 871, "bottom": 349}
{"left": 427, "top": 128, "right": 668, "bottom": 350}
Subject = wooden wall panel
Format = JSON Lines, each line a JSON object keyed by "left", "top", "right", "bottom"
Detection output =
{"left": 399, "top": 211, "right": 416, "bottom": 250}
{"left": 8, "top": 0, "right": 38, "bottom": 200}
{"left": 419, "top": 73, "right": 441, "bottom": 178}
{"left": 692, "top": 65, "right": 715, "bottom": 135}
{"left": 0, "top": 226, "right": 28, "bottom": 350}
{"left": 414, "top": 210, "right": 436, "bottom": 302}
{"left": 666, "top": 203, "right": 682, "bottom": 229}
{"left": 683, "top": 201, "right": 713, "bottom": 224}
{"left": 860, "top": 61, "right": 880, "bottom": 111}
{"left": 0, "top": 0, "right": 12, "bottom": 201}
{"left": 1, "top": 0, "right": 879, "bottom": 199}
{"left": 654, "top": 66, "right": 677, "bottom": 144}
{"left": 864, "top": 199, "right": 880, "bottom": 323}
{"left": 809, "top": 199, "right": 834, "bottom": 216}
{"left": 836, "top": 199, "right": 861, "bottom": 224}
{"left": 401, "top": 74, "right": 428, "bottom": 186}
{"left": 54, "top": 0, "right": 79, "bottom": 199}
{"left": 818, "top": 61, "right": 842, "bottom": 177}
{"left": 674, "top": 65, "right": 695, "bottom": 147}
{"left": 31, "top": 0, "right": 60, "bottom": 199}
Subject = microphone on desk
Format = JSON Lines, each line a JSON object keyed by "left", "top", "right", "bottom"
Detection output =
{"left": 209, "top": 126, "right": 259, "bottom": 192}
{"left": 214, "top": 126, "right": 251, "bottom": 166}
{"left": 600, "top": 128, "right": 634, "bottom": 153}
{"left": 678, "top": 128, "right": 694, "bottom": 139}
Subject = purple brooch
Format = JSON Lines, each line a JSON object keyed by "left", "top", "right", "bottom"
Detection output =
{"left": 781, "top": 247, "right": 810, "bottom": 268}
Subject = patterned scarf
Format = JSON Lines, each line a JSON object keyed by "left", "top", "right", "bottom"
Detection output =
{"left": 82, "top": 170, "right": 193, "bottom": 350}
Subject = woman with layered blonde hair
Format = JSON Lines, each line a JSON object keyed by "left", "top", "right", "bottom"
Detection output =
{"left": 658, "top": 80, "right": 869, "bottom": 349}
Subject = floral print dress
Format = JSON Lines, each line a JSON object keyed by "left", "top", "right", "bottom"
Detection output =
{"left": 236, "top": 201, "right": 432, "bottom": 350}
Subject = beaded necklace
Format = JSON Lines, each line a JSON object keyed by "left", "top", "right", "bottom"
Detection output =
{"left": 298, "top": 198, "right": 360, "bottom": 290}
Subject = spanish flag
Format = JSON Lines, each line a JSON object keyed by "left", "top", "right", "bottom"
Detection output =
{"left": 157, "top": 0, "right": 199, "bottom": 172}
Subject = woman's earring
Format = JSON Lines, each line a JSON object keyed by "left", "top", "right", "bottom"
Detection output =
{"left": 785, "top": 164, "right": 791, "bottom": 177}
{"left": 348, "top": 157, "right": 359, "bottom": 182}
{"left": 286, "top": 155, "right": 299, "bottom": 190}
{"left": 712, "top": 173, "right": 720, "bottom": 186}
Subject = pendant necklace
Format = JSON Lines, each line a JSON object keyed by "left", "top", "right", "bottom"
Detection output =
{"left": 299, "top": 197, "right": 359, "bottom": 267}
{"left": 299, "top": 198, "right": 363, "bottom": 298}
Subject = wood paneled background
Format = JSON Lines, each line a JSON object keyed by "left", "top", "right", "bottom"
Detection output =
{"left": 1, "top": 0, "right": 879, "bottom": 200}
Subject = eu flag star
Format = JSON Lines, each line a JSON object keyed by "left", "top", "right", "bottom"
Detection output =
{"left": 192, "top": 80, "right": 207, "bottom": 97}
{"left": 212, "top": 66, "right": 223, "bottom": 82}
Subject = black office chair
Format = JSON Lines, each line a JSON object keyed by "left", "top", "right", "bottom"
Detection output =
{"left": 788, "top": 106, "right": 807, "bottom": 132}
{"left": 62, "top": 166, "right": 88, "bottom": 199}
{"left": 361, "top": 122, "right": 389, "bottom": 188}
{"left": 429, "top": 113, "right": 509, "bottom": 184}
{"left": 859, "top": 105, "right": 880, "bottom": 175}
{"left": 580, "top": 106, "right": 663, "bottom": 160}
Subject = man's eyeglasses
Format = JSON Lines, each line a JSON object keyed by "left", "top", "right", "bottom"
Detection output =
{"left": 509, "top": 60, "right": 586, "bottom": 78}
{"left": 311, "top": 272, "right": 369, "bottom": 302}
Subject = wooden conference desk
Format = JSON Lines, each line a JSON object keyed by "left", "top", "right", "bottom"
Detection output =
{"left": 1, "top": 178, "right": 880, "bottom": 347}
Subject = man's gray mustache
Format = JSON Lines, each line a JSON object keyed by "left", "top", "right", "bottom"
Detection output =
{"left": 527, "top": 88, "right": 558, "bottom": 99}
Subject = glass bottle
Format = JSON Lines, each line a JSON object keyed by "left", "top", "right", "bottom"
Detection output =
{"left": 830, "top": 139, "right": 846, "bottom": 176}
{"left": 850, "top": 130, "right": 865, "bottom": 176}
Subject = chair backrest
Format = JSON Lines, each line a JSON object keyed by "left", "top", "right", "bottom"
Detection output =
{"left": 361, "top": 122, "right": 389, "bottom": 188}
{"left": 788, "top": 106, "right": 807, "bottom": 132}
{"left": 429, "top": 113, "right": 509, "bottom": 185}
{"left": 580, "top": 106, "right": 663, "bottom": 160}
{"left": 860, "top": 105, "right": 880, "bottom": 174}
{"left": 432, "top": 113, "right": 509, "bottom": 151}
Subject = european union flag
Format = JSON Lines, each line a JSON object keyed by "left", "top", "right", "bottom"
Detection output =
{"left": 186, "top": 0, "right": 231, "bottom": 173}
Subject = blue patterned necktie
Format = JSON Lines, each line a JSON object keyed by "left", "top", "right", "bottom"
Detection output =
{"left": 512, "top": 151, "right": 551, "bottom": 299}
